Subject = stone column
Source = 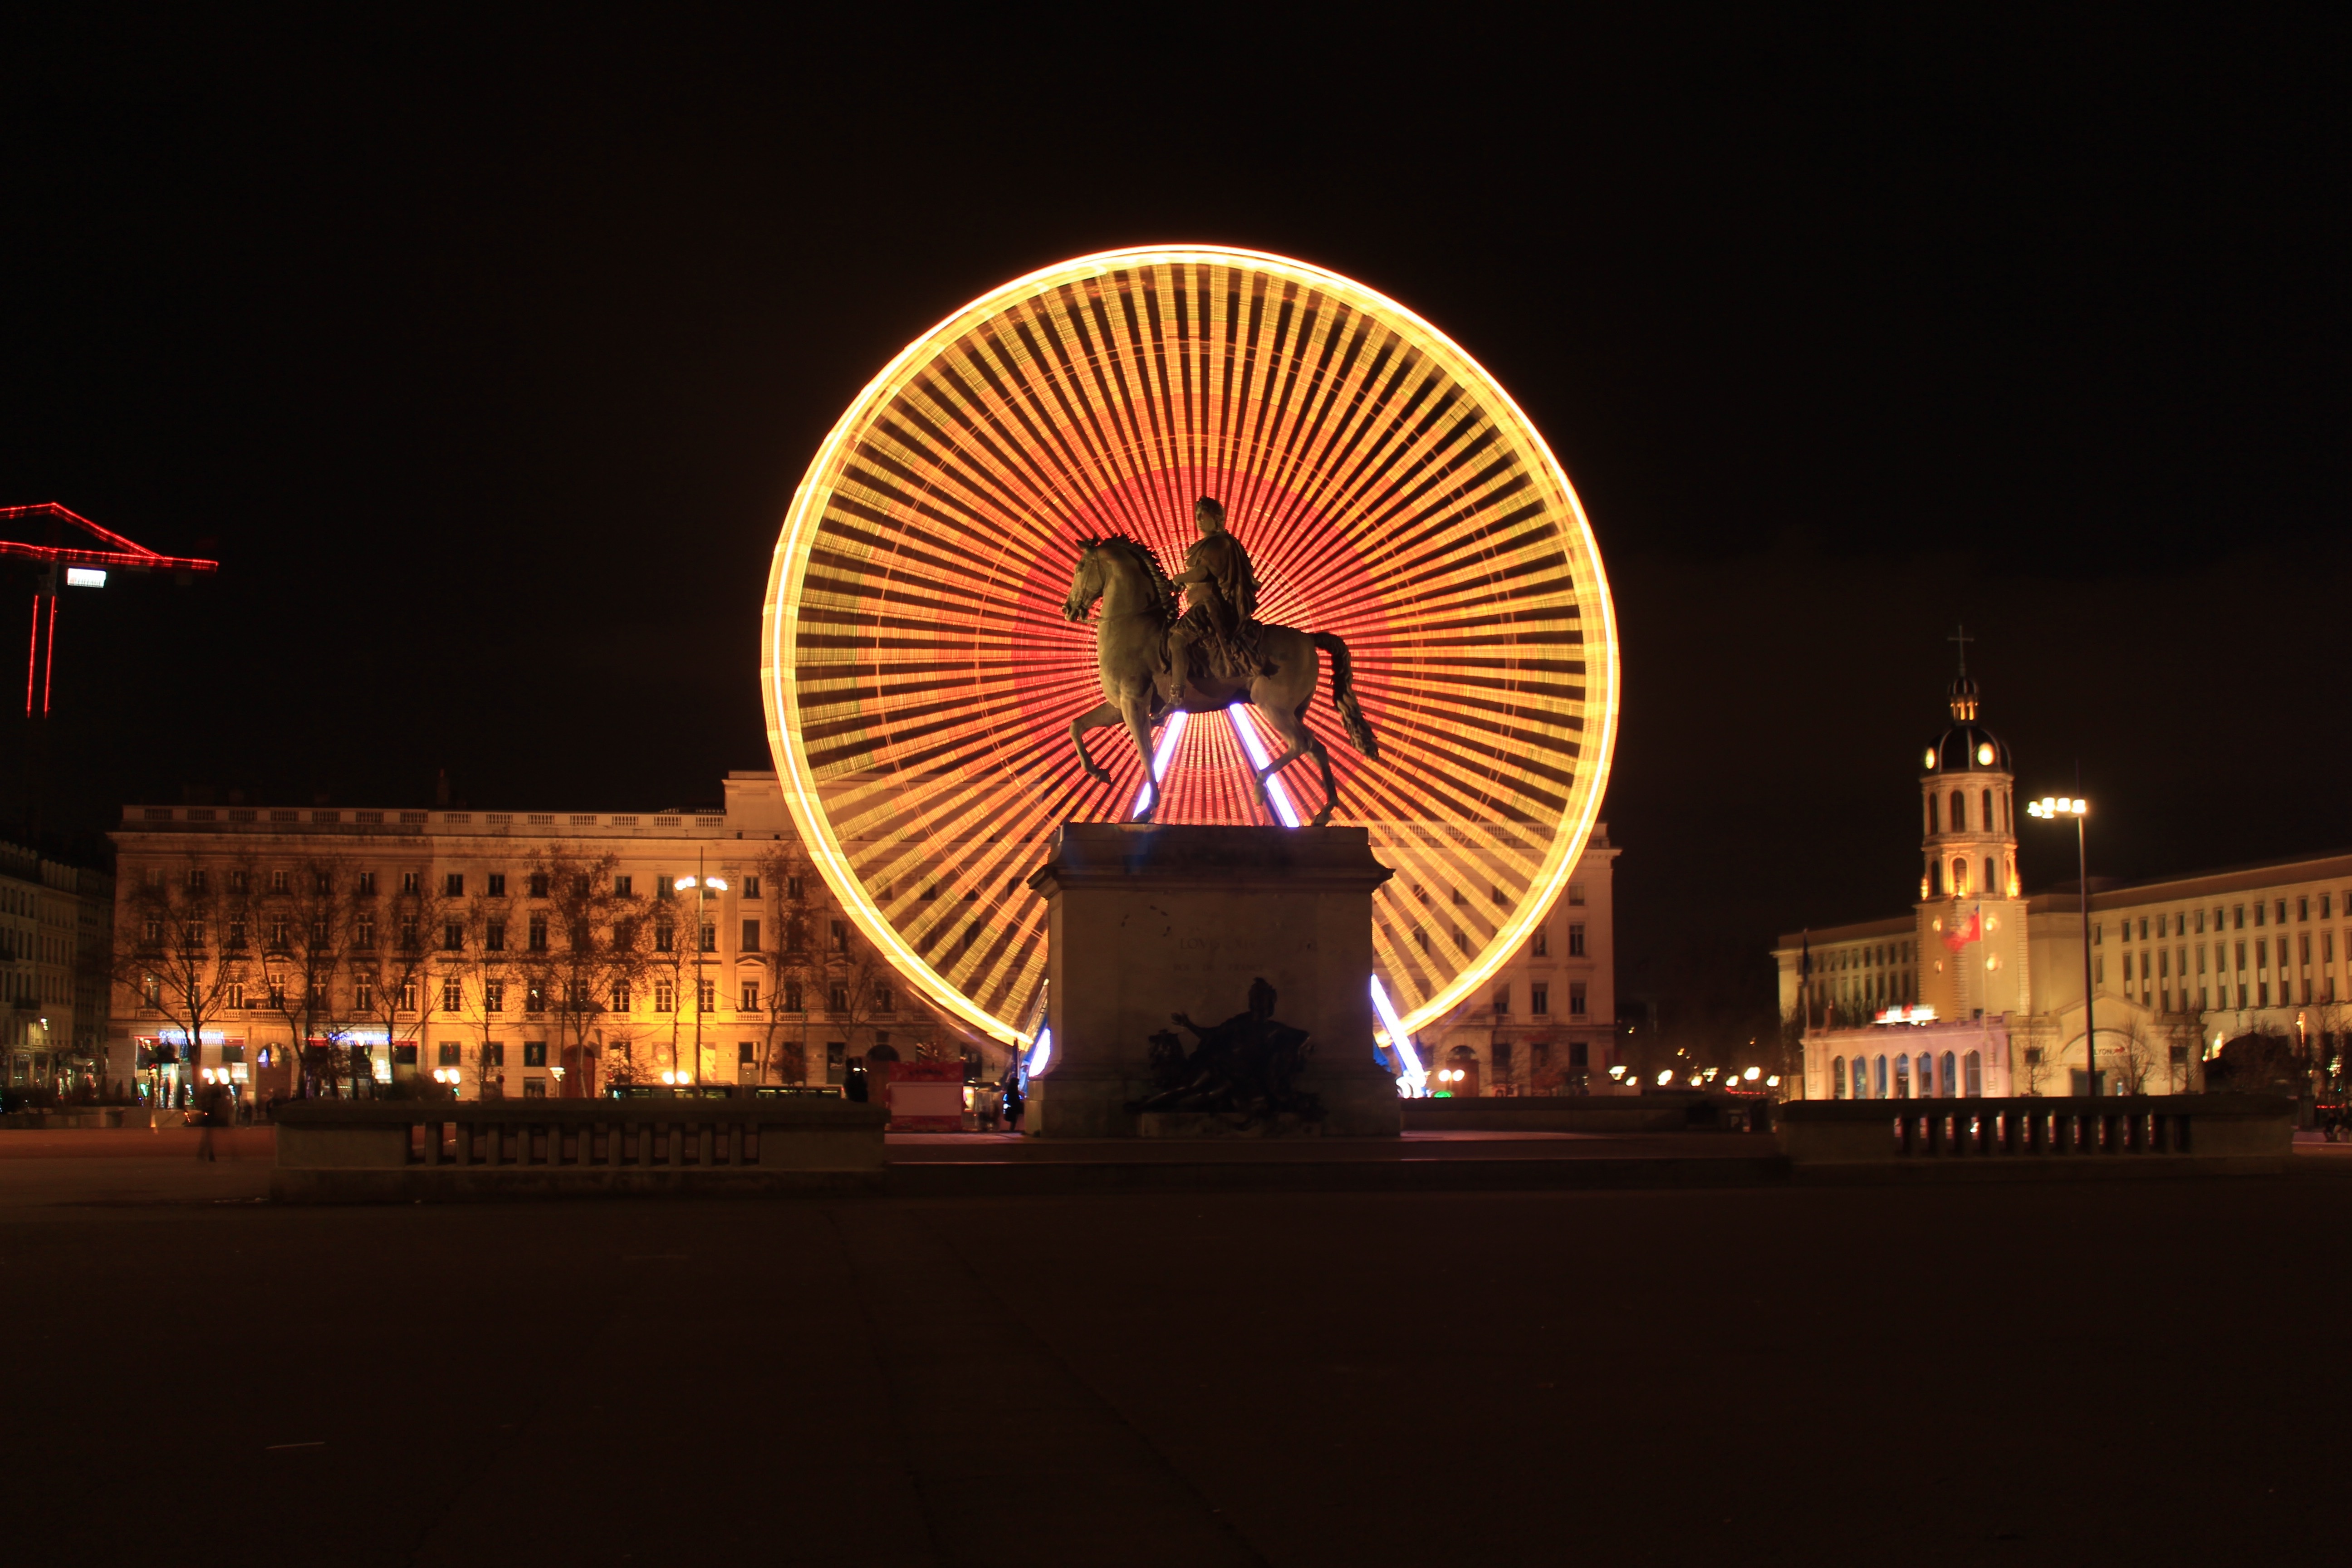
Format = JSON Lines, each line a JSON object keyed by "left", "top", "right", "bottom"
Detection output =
{"left": 1024, "top": 823, "right": 1401, "bottom": 1138}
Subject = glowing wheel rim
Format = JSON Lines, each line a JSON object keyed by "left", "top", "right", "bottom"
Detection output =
{"left": 762, "top": 246, "right": 1618, "bottom": 1049}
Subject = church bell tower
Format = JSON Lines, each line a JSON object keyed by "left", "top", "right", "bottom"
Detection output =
{"left": 1913, "top": 632, "right": 2029, "bottom": 1021}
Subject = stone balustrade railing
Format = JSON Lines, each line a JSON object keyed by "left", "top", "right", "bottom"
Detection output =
{"left": 271, "top": 1097, "right": 888, "bottom": 1202}
{"left": 1779, "top": 1093, "right": 2293, "bottom": 1171}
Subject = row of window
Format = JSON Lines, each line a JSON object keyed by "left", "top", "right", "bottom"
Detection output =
{"left": 5, "top": 970, "right": 68, "bottom": 1005}
{"left": 1488, "top": 982, "right": 1588, "bottom": 1016}
{"left": 1832, "top": 970, "right": 1915, "bottom": 1009}
{"left": 1406, "top": 882, "right": 1588, "bottom": 908}
{"left": 1925, "top": 787, "right": 2010, "bottom": 838}
{"left": 1831, "top": 1049, "right": 1984, "bottom": 1099}
{"left": 144, "top": 867, "right": 807, "bottom": 902}
{"left": 150, "top": 808, "right": 716, "bottom": 828}
{"left": 139, "top": 914, "right": 849, "bottom": 957}
{"left": 1827, "top": 941, "right": 1914, "bottom": 971}
{"left": 1527, "top": 924, "right": 1587, "bottom": 958}
{"left": 2112, "top": 931, "right": 2338, "bottom": 982}
{"left": 1928, "top": 854, "right": 2012, "bottom": 899}
{"left": 2104, "top": 892, "right": 2339, "bottom": 942}
{"left": 146, "top": 973, "right": 897, "bottom": 1017}
{"left": 0, "top": 929, "right": 75, "bottom": 965}
{"left": 2124, "top": 980, "right": 2333, "bottom": 1012}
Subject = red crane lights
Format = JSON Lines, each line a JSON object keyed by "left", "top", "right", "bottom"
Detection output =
{"left": 1, "top": 503, "right": 219, "bottom": 716}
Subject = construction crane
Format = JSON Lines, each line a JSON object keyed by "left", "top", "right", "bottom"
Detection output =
{"left": 1, "top": 503, "right": 219, "bottom": 718}
{"left": 4, "top": 503, "right": 219, "bottom": 842}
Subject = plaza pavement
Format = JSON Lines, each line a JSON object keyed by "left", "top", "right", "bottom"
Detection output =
{"left": 0, "top": 1130, "right": 2345, "bottom": 1566}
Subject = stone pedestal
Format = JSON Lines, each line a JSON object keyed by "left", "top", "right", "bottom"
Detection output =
{"left": 1024, "top": 823, "right": 1401, "bottom": 1138}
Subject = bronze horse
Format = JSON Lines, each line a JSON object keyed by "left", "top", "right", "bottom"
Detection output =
{"left": 1060, "top": 534, "right": 1377, "bottom": 826}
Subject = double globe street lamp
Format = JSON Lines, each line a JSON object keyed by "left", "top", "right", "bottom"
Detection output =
{"left": 2026, "top": 795, "right": 2097, "bottom": 1096}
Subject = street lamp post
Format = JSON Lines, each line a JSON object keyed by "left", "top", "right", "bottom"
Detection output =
{"left": 674, "top": 853, "right": 728, "bottom": 1088}
{"left": 2028, "top": 795, "right": 2094, "bottom": 1097}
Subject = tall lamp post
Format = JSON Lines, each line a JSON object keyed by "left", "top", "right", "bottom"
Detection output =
{"left": 2028, "top": 795, "right": 2095, "bottom": 1096}
{"left": 674, "top": 853, "right": 727, "bottom": 1087}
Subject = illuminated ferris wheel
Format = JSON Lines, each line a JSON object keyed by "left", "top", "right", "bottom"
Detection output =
{"left": 761, "top": 246, "right": 1618, "bottom": 1052}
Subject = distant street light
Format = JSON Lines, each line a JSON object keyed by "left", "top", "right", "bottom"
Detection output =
{"left": 2027, "top": 795, "right": 2097, "bottom": 1097}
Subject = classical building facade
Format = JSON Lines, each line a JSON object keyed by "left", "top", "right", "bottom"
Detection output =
{"left": 110, "top": 774, "right": 990, "bottom": 1104}
{"left": 2, "top": 840, "right": 113, "bottom": 1092}
{"left": 1419, "top": 823, "right": 1620, "bottom": 1095}
{"left": 1774, "top": 670, "right": 2350, "bottom": 1099}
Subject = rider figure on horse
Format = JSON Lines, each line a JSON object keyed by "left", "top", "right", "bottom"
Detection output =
{"left": 1164, "top": 496, "right": 1259, "bottom": 703}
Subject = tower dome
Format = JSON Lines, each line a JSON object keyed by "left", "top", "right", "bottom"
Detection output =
{"left": 1924, "top": 721, "right": 2011, "bottom": 775}
{"left": 1921, "top": 629, "right": 2007, "bottom": 773}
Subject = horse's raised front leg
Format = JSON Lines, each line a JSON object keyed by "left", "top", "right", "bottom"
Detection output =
{"left": 1247, "top": 700, "right": 1325, "bottom": 826}
{"left": 1068, "top": 700, "right": 1124, "bottom": 787}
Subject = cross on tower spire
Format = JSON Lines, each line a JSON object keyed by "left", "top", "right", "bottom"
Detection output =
{"left": 1948, "top": 623, "right": 1973, "bottom": 676}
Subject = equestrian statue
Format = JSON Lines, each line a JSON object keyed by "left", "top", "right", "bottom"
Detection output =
{"left": 1061, "top": 496, "right": 1377, "bottom": 827}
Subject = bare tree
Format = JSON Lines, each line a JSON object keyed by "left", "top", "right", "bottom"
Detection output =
{"left": 113, "top": 854, "right": 240, "bottom": 1110}
{"left": 252, "top": 853, "right": 366, "bottom": 1099}
{"left": 443, "top": 873, "right": 518, "bottom": 1099}
{"left": 2108, "top": 1018, "right": 2160, "bottom": 1096}
{"left": 349, "top": 870, "right": 446, "bottom": 1095}
{"left": 827, "top": 914, "right": 899, "bottom": 1068}
{"left": 522, "top": 847, "right": 644, "bottom": 1098}
{"left": 645, "top": 879, "right": 694, "bottom": 1080}
{"left": 746, "top": 845, "right": 819, "bottom": 1084}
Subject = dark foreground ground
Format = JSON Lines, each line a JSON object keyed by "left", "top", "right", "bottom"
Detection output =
{"left": 2, "top": 1142, "right": 2346, "bottom": 1567}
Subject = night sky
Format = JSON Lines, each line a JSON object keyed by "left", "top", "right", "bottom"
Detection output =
{"left": 5, "top": 13, "right": 2342, "bottom": 1025}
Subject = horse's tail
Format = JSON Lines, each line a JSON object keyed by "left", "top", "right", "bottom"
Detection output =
{"left": 1309, "top": 631, "right": 1378, "bottom": 759}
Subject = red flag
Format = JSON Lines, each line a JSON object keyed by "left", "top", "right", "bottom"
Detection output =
{"left": 1942, "top": 910, "right": 1981, "bottom": 952}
